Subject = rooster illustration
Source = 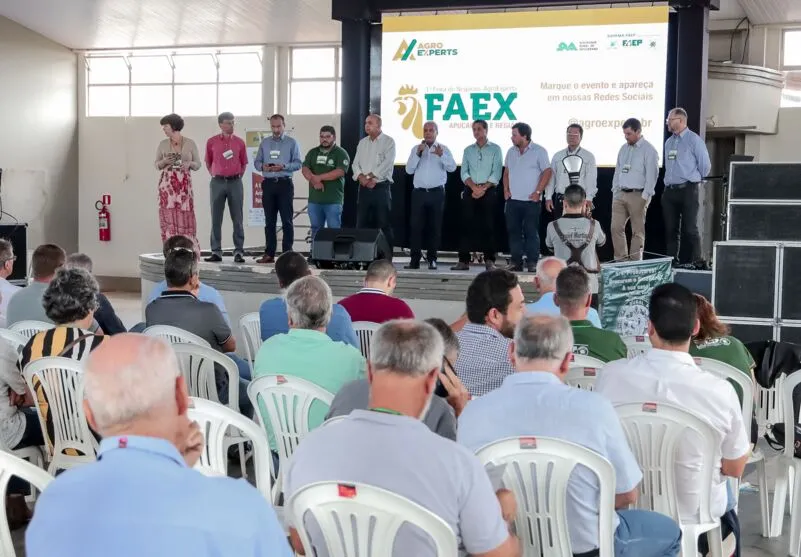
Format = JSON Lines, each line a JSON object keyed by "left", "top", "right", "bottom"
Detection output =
{"left": 394, "top": 85, "right": 424, "bottom": 139}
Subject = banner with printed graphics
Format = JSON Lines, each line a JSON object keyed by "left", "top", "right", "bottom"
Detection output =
{"left": 600, "top": 257, "right": 674, "bottom": 335}
{"left": 381, "top": 7, "right": 669, "bottom": 166}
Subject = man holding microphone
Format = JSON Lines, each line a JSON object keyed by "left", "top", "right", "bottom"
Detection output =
{"left": 404, "top": 121, "right": 456, "bottom": 270}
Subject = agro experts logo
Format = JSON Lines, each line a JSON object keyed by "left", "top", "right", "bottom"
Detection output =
{"left": 392, "top": 39, "right": 458, "bottom": 61}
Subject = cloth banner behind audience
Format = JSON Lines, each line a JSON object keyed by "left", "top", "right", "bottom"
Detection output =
{"left": 599, "top": 258, "right": 673, "bottom": 335}
{"left": 244, "top": 129, "right": 270, "bottom": 227}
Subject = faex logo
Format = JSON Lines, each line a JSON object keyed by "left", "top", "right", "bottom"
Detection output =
{"left": 394, "top": 85, "right": 517, "bottom": 139}
{"left": 623, "top": 39, "right": 643, "bottom": 47}
{"left": 393, "top": 38, "right": 458, "bottom": 61}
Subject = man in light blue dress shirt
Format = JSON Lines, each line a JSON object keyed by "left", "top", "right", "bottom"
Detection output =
{"left": 458, "top": 314, "right": 681, "bottom": 557}
{"left": 26, "top": 334, "right": 291, "bottom": 557}
{"left": 527, "top": 256, "right": 601, "bottom": 327}
{"left": 663, "top": 108, "right": 711, "bottom": 267}
{"left": 503, "top": 122, "right": 552, "bottom": 273}
{"left": 404, "top": 121, "right": 456, "bottom": 270}
{"left": 255, "top": 114, "right": 302, "bottom": 264}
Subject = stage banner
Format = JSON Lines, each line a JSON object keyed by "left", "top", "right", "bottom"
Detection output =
{"left": 245, "top": 129, "right": 270, "bottom": 227}
{"left": 599, "top": 258, "right": 673, "bottom": 335}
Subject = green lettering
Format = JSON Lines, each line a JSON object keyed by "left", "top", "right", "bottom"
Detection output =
{"left": 492, "top": 92, "right": 517, "bottom": 120}
{"left": 442, "top": 94, "right": 468, "bottom": 121}
{"left": 470, "top": 92, "right": 492, "bottom": 120}
{"left": 424, "top": 93, "right": 445, "bottom": 120}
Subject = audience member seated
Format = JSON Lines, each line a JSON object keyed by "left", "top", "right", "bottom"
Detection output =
{"left": 597, "top": 283, "right": 750, "bottom": 556}
{"left": 459, "top": 314, "right": 682, "bottom": 557}
{"left": 455, "top": 269, "right": 525, "bottom": 397}
{"left": 283, "top": 320, "right": 519, "bottom": 557}
{"left": 147, "top": 235, "right": 229, "bottom": 324}
{"left": 260, "top": 251, "right": 358, "bottom": 348}
{"left": 254, "top": 275, "right": 365, "bottom": 449}
{"left": 326, "top": 317, "right": 469, "bottom": 440}
{"left": 6, "top": 244, "right": 66, "bottom": 326}
{"left": 17, "top": 267, "right": 106, "bottom": 453}
{"left": 66, "top": 253, "right": 127, "bottom": 335}
{"left": 556, "top": 266, "right": 626, "bottom": 362}
{"left": 546, "top": 185, "right": 606, "bottom": 303}
{"left": 527, "top": 256, "right": 601, "bottom": 327}
{"left": 26, "top": 334, "right": 291, "bottom": 557}
{"left": 0, "top": 238, "right": 20, "bottom": 328}
{"left": 145, "top": 247, "right": 252, "bottom": 416}
{"left": 338, "top": 259, "right": 415, "bottom": 323}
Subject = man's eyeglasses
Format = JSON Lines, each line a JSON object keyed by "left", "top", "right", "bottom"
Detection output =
{"left": 0, "top": 256, "right": 16, "bottom": 264}
{"left": 441, "top": 355, "right": 455, "bottom": 373}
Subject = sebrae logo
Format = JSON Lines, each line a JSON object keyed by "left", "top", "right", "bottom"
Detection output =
{"left": 393, "top": 38, "right": 458, "bottom": 62}
{"left": 557, "top": 42, "right": 577, "bottom": 52}
{"left": 394, "top": 85, "right": 517, "bottom": 139}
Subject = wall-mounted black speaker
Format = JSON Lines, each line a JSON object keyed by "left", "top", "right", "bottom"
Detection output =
{"left": 311, "top": 228, "right": 390, "bottom": 266}
{"left": 0, "top": 224, "right": 27, "bottom": 283}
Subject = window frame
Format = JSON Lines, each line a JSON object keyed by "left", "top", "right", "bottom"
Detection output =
{"left": 781, "top": 28, "right": 801, "bottom": 71}
{"left": 288, "top": 45, "right": 342, "bottom": 115}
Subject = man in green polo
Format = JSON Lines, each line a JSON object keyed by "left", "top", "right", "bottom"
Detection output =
{"left": 555, "top": 265, "right": 627, "bottom": 362}
{"left": 302, "top": 125, "right": 350, "bottom": 249}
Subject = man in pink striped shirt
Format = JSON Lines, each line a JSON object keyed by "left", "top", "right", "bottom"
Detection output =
{"left": 204, "top": 112, "right": 248, "bottom": 263}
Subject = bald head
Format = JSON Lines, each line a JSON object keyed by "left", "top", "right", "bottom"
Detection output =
{"left": 535, "top": 257, "right": 567, "bottom": 293}
{"left": 84, "top": 334, "right": 185, "bottom": 433}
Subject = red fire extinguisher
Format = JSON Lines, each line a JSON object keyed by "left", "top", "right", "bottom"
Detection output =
{"left": 96, "top": 200, "right": 111, "bottom": 242}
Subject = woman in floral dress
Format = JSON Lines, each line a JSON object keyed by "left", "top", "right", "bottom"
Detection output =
{"left": 155, "top": 113, "right": 201, "bottom": 252}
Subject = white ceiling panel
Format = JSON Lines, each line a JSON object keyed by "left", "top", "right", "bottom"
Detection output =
{"left": 0, "top": 0, "right": 341, "bottom": 49}
{"left": 714, "top": 0, "right": 801, "bottom": 24}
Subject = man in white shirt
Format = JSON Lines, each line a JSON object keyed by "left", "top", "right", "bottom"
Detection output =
{"left": 404, "top": 121, "right": 456, "bottom": 270}
{"left": 0, "top": 239, "right": 20, "bottom": 328}
{"left": 546, "top": 124, "right": 598, "bottom": 219}
{"left": 597, "top": 282, "right": 749, "bottom": 556}
{"left": 352, "top": 114, "right": 397, "bottom": 257}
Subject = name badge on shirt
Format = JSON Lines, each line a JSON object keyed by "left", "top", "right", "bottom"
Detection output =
{"left": 269, "top": 150, "right": 281, "bottom": 160}
{"left": 222, "top": 149, "right": 234, "bottom": 160}
{"left": 316, "top": 154, "right": 329, "bottom": 165}
{"left": 622, "top": 164, "right": 631, "bottom": 174}
{"left": 667, "top": 150, "right": 678, "bottom": 161}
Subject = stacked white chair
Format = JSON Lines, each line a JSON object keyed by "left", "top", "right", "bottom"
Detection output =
{"left": 769, "top": 370, "right": 801, "bottom": 555}
{"left": 8, "top": 320, "right": 52, "bottom": 340}
{"left": 0, "top": 329, "right": 27, "bottom": 353}
{"left": 694, "top": 356, "right": 770, "bottom": 537}
{"left": 755, "top": 374, "right": 785, "bottom": 438}
{"left": 186, "top": 397, "right": 273, "bottom": 502}
{"left": 22, "top": 357, "right": 97, "bottom": 474}
{"left": 239, "top": 312, "right": 263, "bottom": 375}
{"left": 287, "top": 481, "right": 458, "bottom": 557}
{"left": 566, "top": 354, "right": 605, "bottom": 391}
{"left": 143, "top": 325, "right": 211, "bottom": 347}
{"left": 615, "top": 401, "right": 723, "bottom": 557}
{"left": 476, "top": 436, "right": 615, "bottom": 556}
{"left": 621, "top": 335, "right": 651, "bottom": 358}
{"left": 0, "top": 451, "right": 53, "bottom": 556}
{"left": 352, "top": 322, "right": 380, "bottom": 360}
{"left": 248, "top": 375, "right": 334, "bottom": 504}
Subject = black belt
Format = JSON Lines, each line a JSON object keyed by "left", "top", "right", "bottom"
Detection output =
{"left": 665, "top": 181, "right": 698, "bottom": 190}
{"left": 621, "top": 188, "right": 643, "bottom": 193}
{"left": 263, "top": 176, "right": 292, "bottom": 183}
{"left": 416, "top": 186, "right": 444, "bottom": 192}
{"left": 213, "top": 175, "right": 241, "bottom": 181}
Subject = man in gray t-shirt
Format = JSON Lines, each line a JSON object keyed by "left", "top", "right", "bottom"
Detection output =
{"left": 546, "top": 185, "right": 606, "bottom": 294}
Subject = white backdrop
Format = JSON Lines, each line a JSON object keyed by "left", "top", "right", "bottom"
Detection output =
{"left": 381, "top": 7, "right": 669, "bottom": 166}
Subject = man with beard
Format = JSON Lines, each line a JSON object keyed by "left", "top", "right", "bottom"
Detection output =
{"left": 454, "top": 269, "right": 526, "bottom": 397}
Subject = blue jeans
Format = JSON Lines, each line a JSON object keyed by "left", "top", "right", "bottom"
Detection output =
{"left": 225, "top": 353, "right": 253, "bottom": 418}
{"left": 505, "top": 199, "right": 540, "bottom": 266}
{"left": 612, "top": 509, "right": 681, "bottom": 557}
{"left": 308, "top": 203, "right": 343, "bottom": 245}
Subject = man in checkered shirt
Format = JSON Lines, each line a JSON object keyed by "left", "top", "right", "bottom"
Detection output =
{"left": 455, "top": 269, "right": 526, "bottom": 397}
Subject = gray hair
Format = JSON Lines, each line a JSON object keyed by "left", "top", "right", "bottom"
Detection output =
{"left": 43, "top": 267, "right": 100, "bottom": 325}
{"left": 536, "top": 256, "right": 566, "bottom": 289}
{"left": 424, "top": 121, "right": 439, "bottom": 133}
{"left": 371, "top": 320, "right": 444, "bottom": 376}
{"left": 285, "top": 275, "right": 333, "bottom": 330}
{"left": 670, "top": 107, "right": 688, "bottom": 120}
{"left": 84, "top": 336, "right": 180, "bottom": 430}
{"left": 514, "top": 314, "right": 574, "bottom": 363}
{"left": 66, "top": 253, "right": 94, "bottom": 273}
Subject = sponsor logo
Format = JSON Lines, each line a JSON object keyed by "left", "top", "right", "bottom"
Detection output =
{"left": 393, "top": 38, "right": 458, "bottom": 61}
{"left": 622, "top": 39, "right": 643, "bottom": 47}
{"left": 557, "top": 40, "right": 599, "bottom": 52}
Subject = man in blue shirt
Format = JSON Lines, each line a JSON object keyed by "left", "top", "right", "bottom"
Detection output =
{"left": 26, "top": 334, "right": 291, "bottom": 557}
{"left": 663, "top": 108, "right": 711, "bottom": 268}
{"left": 458, "top": 314, "right": 681, "bottom": 557}
{"left": 255, "top": 114, "right": 302, "bottom": 264}
{"left": 259, "top": 251, "right": 358, "bottom": 348}
{"left": 527, "top": 256, "right": 601, "bottom": 327}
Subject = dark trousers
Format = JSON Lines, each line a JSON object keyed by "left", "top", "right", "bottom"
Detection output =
{"left": 662, "top": 182, "right": 701, "bottom": 263}
{"left": 458, "top": 187, "right": 497, "bottom": 264}
{"left": 698, "top": 508, "right": 740, "bottom": 557}
{"left": 9, "top": 408, "right": 45, "bottom": 495}
{"left": 409, "top": 186, "right": 445, "bottom": 263}
{"left": 262, "top": 177, "right": 294, "bottom": 257}
{"left": 551, "top": 193, "right": 565, "bottom": 220}
{"left": 210, "top": 176, "right": 245, "bottom": 256}
{"left": 505, "top": 199, "right": 541, "bottom": 266}
{"left": 356, "top": 181, "right": 394, "bottom": 255}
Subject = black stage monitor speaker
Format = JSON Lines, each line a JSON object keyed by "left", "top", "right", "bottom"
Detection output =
{"left": 0, "top": 224, "right": 27, "bottom": 282}
{"left": 311, "top": 228, "right": 390, "bottom": 266}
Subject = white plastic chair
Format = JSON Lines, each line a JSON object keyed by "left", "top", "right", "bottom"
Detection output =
{"left": 9, "top": 320, "right": 52, "bottom": 340}
{"left": 621, "top": 335, "right": 651, "bottom": 358}
{"left": 615, "top": 402, "right": 723, "bottom": 557}
{"left": 566, "top": 354, "right": 605, "bottom": 391}
{"left": 756, "top": 375, "right": 785, "bottom": 438}
{"left": 476, "top": 436, "right": 616, "bottom": 556}
{"left": 187, "top": 397, "right": 273, "bottom": 502}
{"left": 248, "top": 374, "right": 334, "bottom": 503}
{"left": 143, "top": 325, "right": 211, "bottom": 347}
{"left": 22, "top": 357, "right": 97, "bottom": 474}
{"left": 0, "top": 451, "right": 53, "bottom": 556}
{"left": 769, "top": 370, "right": 801, "bottom": 554}
{"left": 239, "top": 312, "right": 263, "bottom": 374}
{"left": 694, "top": 357, "right": 770, "bottom": 537}
{"left": 287, "top": 481, "right": 458, "bottom": 557}
{"left": 352, "top": 322, "right": 380, "bottom": 360}
{"left": 0, "top": 329, "right": 27, "bottom": 353}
